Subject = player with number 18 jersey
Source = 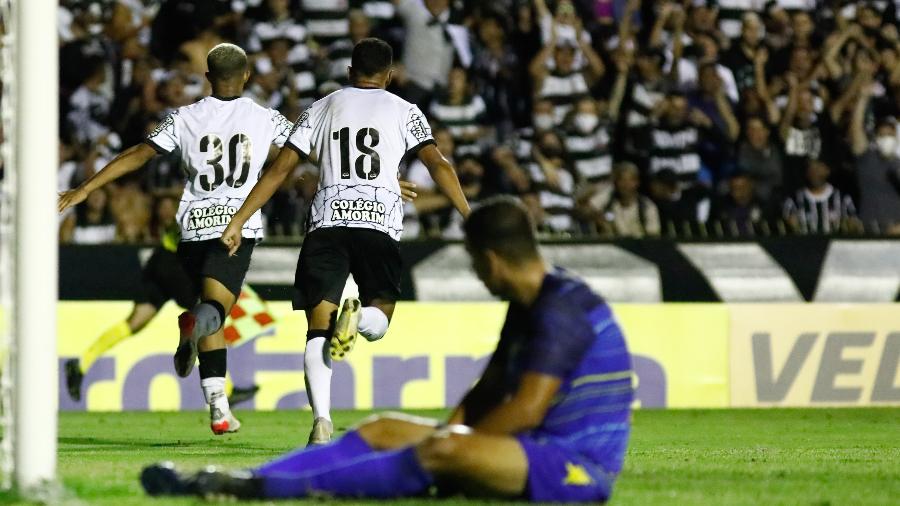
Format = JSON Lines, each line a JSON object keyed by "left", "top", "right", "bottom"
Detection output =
{"left": 222, "top": 38, "right": 470, "bottom": 444}
{"left": 288, "top": 87, "right": 433, "bottom": 240}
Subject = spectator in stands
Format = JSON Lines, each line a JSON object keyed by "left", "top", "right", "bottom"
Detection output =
{"left": 529, "top": 22, "right": 605, "bottom": 125}
{"left": 580, "top": 162, "right": 661, "bottom": 238}
{"left": 710, "top": 171, "right": 769, "bottom": 237}
{"left": 67, "top": 57, "right": 113, "bottom": 145}
{"left": 779, "top": 78, "right": 824, "bottom": 191}
{"left": 524, "top": 130, "right": 577, "bottom": 234}
{"left": 325, "top": 10, "right": 372, "bottom": 88}
{"left": 623, "top": 46, "right": 672, "bottom": 159}
{"left": 648, "top": 92, "right": 725, "bottom": 187}
{"left": 850, "top": 90, "right": 900, "bottom": 234}
{"left": 562, "top": 94, "right": 618, "bottom": 190}
{"left": 736, "top": 116, "right": 784, "bottom": 203}
{"left": 47, "top": 0, "right": 900, "bottom": 242}
{"left": 722, "top": 12, "right": 764, "bottom": 93}
{"left": 471, "top": 8, "right": 527, "bottom": 136}
{"left": 783, "top": 158, "right": 859, "bottom": 235}
{"left": 689, "top": 63, "right": 741, "bottom": 142}
{"left": 649, "top": 168, "right": 711, "bottom": 236}
{"left": 60, "top": 188, "right": 117, "bottom": 244}
{"left": 300, "top": 0, "right": 350, "bottom": 48}
{"left": 430, "top": 67, "right": 489, "bottom": 158}
{"left": 393, "top": 0, "right": 465, "bottom": 108}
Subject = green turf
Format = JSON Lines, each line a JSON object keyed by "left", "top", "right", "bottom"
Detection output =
{"left": 3, "top": 408, "right": 898, "bottom": 505}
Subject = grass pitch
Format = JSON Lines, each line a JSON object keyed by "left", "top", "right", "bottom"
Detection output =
{"left": 5, "top": 408, "right": 899, "bottom": 504}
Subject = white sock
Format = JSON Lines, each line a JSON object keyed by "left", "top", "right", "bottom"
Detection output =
{"left": 304, "top": 337, "right": 332, "bottom": 421}
{"left": 358, "top": 306, "right": 389, "bottom": 342}
{"left": 201, "top": 377, "right": 229, "bottom": 413}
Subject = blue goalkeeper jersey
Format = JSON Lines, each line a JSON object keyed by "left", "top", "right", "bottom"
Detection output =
{"left": 492, "top": 267, "right": 633, "bottom": 474}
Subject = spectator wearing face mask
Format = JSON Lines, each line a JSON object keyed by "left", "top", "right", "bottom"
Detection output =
{"left": 581, "top": 162, "right": 660, "bottom": 238}
{"left": 850, "top": 88, "right": 900, "bottom": 234}
{"left": 562, "top": 62, "right": 627, "bottom": 189}
{"left": 523, "top": 130, "right": 578, "bottom": 233}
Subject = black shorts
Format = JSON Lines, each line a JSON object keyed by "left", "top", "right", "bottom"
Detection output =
{"left": 293, "top": 227, "right": 401, "bottom": 310}
{"left": 135, "top": 247, "right": 198, "bottom": 310}
{"left": 176, "top": 239, "right": 255, "bottom": 298}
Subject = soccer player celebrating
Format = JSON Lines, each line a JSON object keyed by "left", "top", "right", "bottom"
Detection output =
{"left": 59, "top": 43, "right": 296, "bottom": 434}
{"left": 141, "top": 197, "right": 634, "bottom": 503}
{"left": 219, "top": 37, "right": 470, "bottom": 444}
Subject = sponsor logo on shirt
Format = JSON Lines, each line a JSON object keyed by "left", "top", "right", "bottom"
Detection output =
{"left": 330, "top": 198, "right": 387, "bottom": 224}
{"left": 407, "top": 112, "right": 431, "bottom": 142}
{"left": 186, "top": 205, "right": 238, "bottom": 230}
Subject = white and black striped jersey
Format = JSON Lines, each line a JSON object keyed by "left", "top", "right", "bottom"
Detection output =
{"left": 648, "top": 123, "right": 712, "bottom": 185}
{"left": 564, "top": 122, "right": 614, "bottom": 185}
{"left": 145, "top": 96, "right": 293, "bottom": 242}
{"left": 301, "top": 0, "right": 350, "bottom": 47}
{"left": 538, "top": 70, "right": 590, "bottom": 124}
{"left": 430, "top": 94, "right": 488, "bottom": 157}
{"left": 783, "top": 185, "right": 857, "bottom": 234}
{"left": 527, "top": 163, "right": 577, "bottom": 233}
{"left": 286, "top": 87, "right": 435, "bottom": 241}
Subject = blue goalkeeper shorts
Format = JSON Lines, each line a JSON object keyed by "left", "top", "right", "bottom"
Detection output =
{"left": 517, "top": 436, "right": 615, "bottom": 503}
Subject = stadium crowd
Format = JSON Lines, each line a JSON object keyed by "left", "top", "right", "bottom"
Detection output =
{"left": 51, "top": 0, "right": 900, "bottom": 241}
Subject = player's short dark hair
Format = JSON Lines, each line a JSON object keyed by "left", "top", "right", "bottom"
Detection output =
{"left": 207, "top": 43, "right": 248, "bottom": 81}
{"left": 464, "top": 196, "right": 539, "bottom": 264}
{"left": 351, "top": 38, "right": 393, "bottom": 77}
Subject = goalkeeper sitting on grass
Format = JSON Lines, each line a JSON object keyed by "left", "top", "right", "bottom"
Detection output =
{"left": 141, "top": 197, "right": 634, "bottom": 503}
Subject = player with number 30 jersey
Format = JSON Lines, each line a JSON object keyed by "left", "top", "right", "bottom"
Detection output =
{"left": 59, "top": 43, "right": 291, "bottom": 436}
{"left": 146, "top": 96, "right": 293, "bottom": 242}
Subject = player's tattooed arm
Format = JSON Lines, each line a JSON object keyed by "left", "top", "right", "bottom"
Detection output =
{"left": 417, "top": 144, "right": 470, "bottom": 218}
{"left": 58, "top": 143, "right": 158, "bottom": 213}
{"left": 222, "top": 146, "right": 302, "bottom": 255}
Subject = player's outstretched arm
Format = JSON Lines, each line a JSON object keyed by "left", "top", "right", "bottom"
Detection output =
{"left": 418, "top": 144, "right": 470, "bottom": 218}
{"left": 221, "top": 146, "right": 301, "bottom": 255}
{"left": 58, "top": 143, "right": 158, "bottom": 213}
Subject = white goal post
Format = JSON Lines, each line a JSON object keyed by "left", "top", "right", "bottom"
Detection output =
{"left": 0, "top": 0, "right": 59, "bottom": 496}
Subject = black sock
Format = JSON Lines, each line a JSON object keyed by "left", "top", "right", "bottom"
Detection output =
{"left": 198, "top": 349, "right": 227, "bottom": 379}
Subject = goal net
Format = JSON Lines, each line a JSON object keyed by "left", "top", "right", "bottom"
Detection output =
{"left": 0, "top": 0, "right": 59, "bottom": 498}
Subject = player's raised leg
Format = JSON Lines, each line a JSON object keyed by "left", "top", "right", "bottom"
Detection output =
{"left": 331, "top": 228, "right": 402, "bottom": 359}
{"left": 188, "top": 277, "right": 241, "bottom": 434}
{"left": 65, "top": 302, "right": 157, "bottom": 401}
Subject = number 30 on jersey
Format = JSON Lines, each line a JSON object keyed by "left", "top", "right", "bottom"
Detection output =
{"left": 198, "top": 133, "right": 252, "bottom": 191}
